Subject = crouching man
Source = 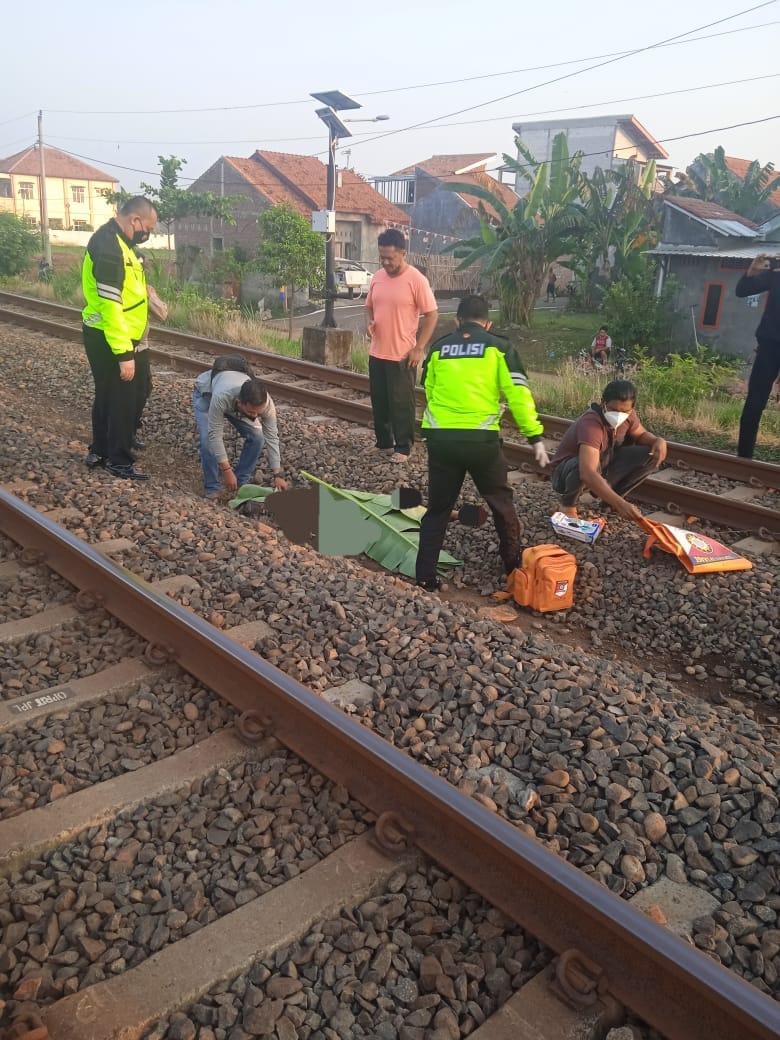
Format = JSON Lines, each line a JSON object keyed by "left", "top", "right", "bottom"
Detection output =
{"left": 193, "top": 367, "right": 289, "bottom": 499}
{"left": 550, "top": 379, "right": 666, "bottom": 521}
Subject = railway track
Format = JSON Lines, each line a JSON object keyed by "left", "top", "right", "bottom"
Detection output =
{"left": 0, "top": 488, "right": 777, "bottom": 1040}
{"left": 0, "top": 292, "right": 778, "bottom": 541}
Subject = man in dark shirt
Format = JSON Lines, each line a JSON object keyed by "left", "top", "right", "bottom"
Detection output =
{"left": 550, "top": 379, "right": 667, "bottom": 521}
{"left": 735, "top": 253, "right": 780, "bottom": 458}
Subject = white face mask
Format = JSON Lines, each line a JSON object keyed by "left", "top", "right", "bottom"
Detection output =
{"left": 603, "top": 409, "right": 630, "bottom": 429}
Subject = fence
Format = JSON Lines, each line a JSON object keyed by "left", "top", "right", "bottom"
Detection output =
{"left": 408, "top": 253, "right": 483, "bottom": 294}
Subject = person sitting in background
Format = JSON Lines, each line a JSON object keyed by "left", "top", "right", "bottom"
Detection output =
{"left": 591, "top": 325, "right": 612, "bottom": 367}
{"left": 550, "top": 379, "right": 667, "bottom": 521}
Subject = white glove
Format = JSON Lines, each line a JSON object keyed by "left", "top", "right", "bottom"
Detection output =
{"left": 533, "top": 441, "right": 550, "bottom": 468}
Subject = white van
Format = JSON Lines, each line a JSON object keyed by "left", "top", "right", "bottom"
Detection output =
{"left": 335, "top": 258, "right": 372, "bottom": 298}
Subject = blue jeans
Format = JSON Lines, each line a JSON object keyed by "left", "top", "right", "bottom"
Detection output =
{"left": 193, "top": 389, "right": 264, "bottom": 494}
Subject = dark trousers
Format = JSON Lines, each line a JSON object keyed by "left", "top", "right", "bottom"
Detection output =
{"left": 369, "top": 355, "right": 416, "bottom": 455}
{"left": 134, "top": 350, "right": 152, "bottom": 433}
{"left": 416, "top": 438, "right": 521, "bottom": 582}
{"left": 551, "top": 444, "right": 654, "bottom": 507}
{"left": 83, "top": 326, "right": 137, "bottom": 468}
{"left": 738, "top": 337, "right": 780, "bottom": 458}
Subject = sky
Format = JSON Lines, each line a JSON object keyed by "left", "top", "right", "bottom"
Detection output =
{"left": 1, "top": 0, "right": 779, "bottom": 192}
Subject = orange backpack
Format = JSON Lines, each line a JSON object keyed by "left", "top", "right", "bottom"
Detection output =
{"left": 499, "top": 544, "right": 577, "bottom": 612}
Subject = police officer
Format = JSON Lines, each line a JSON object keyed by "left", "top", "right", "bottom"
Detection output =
{"left": 415, "top": 294, "right": 549, "bottom": 590}
{"left": 81, "top": 196, "right": 158, "bottom": 480}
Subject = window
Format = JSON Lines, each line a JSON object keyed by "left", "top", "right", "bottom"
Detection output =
{"left": 719, "top": 258, "right": 751, "bottom": 271}
{"left": 71, "top": 185, "right": 85, "bottom": 204}
{"left": 0, "top": 179, "right": 11, "bottom": 198}
{"left": 73, "top": 220, "right": 89, "bottom": 231}
{"left": 212, "top": 237, "right": 224, "bottom": 252}
{"left": 48, "top": 218, "right": 64, "bottom": 230}
{"left": 700, "top": 282, "right": 725, "bottom": 329}
{"left": 19, "top": 182, "right": 34, "bottom": 200}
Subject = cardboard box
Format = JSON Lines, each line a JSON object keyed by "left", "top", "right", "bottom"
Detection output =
{"left": 550, "top": 512, "right": 606, "bottom": 545}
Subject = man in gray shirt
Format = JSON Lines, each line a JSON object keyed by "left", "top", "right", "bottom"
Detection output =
{"left": 193, "top": 369, "right": 289, "bottom": 498}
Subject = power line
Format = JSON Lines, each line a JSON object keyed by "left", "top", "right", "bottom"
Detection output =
{"left": 39, "top": 12, "right": 777, "bottom": 117}
{"left": 39, "top": 72, "right": 780, "bottom": 149}
{"left": 0, "top": 135, "right": 36, "bottom": 154}
{"left": 335, "top": 2, "right": 779, "bottom": 154}
{"left": 419, "top": 73, "right": 780, "bottom": 132}
{"left": 0, "top": 111, "right": 36, "bottom": 129}
{"left": 54, "top": 113, "right": 780, "bottom": 186}
{"left": 357, "top": 20, "right": 780, "bottom": 98}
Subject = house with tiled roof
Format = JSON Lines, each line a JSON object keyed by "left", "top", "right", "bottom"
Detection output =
{"left": 175, "top": 150, "right": 410, "bottom": 268}
{"left": 370, "top": 153, "right": 517, "bottom": 254}
{"left": 650, "top": 196, "right": 778, "bottom": 357}
{"left": 0, "top": 144, "right": 118, "bottom": 230}
{"left": 723, "top": 155, "right": 780, "bottom": 217}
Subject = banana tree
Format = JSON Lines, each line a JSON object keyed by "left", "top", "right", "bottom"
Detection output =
{"left": 442, "top": 133, "right": 582, "bottom": 326}
{"left": 573, "top": 159, "right": 657, "bottom": 295}
{"left": 672, "top": 146, "right": 780, "bottom": 222}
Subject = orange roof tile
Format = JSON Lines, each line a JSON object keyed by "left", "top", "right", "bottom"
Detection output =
{"left": 0, "top": 144, "right": 117, "bottom": 183}
{"left": 444, "top": 173, "right": 518, "bottom": 223}
{"left": 724, "top": 155, "right": 780, "bottom": 209}
{"left": 390, "top": 153, "right": 497, "bottom": 177}
{"left": 222, "top": 151, "right": 409, "bottom": 225}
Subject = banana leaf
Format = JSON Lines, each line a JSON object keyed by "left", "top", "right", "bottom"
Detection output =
{"left": 228, "top": 485, "right": 275, "bottom": 508}
{"left": 301, "top": 471, "right": 461, "bottom": 578}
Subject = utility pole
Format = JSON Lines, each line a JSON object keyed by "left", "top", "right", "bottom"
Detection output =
{"left": 324, "top": 124, "right": 338, "bottom": 328}
{"left": 37, "top": 110, "right": 52, "bottom": 268}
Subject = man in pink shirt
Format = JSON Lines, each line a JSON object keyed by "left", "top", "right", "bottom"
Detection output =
{"left": 366, "top": 229, "right": 438, "bottom": 462}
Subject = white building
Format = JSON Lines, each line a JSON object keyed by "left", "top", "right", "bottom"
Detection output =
{"left": 511, "top": 114, "right": 670, "bottom": 193}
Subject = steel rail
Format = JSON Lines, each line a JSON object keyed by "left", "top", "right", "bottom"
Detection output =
{"left": 2, "top": 306, "right": 775, "bottom": 538}
{"left": 0, "top": 488, "right": 777, "bottom": 1040}
{"left": 500, "top": 443, "right": 780, "bottom": 540}
{"left": 1, "top": 292, "right": 778, "bottom": 491}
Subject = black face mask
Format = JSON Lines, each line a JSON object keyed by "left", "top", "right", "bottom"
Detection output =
{"left": 132, "top": 229, "right": 150, "bottom": 245}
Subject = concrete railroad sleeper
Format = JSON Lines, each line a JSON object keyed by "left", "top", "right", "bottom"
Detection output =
{"left": 1, "top": 291, "right": 778, "bottom": 492}
{"left": 0, "top": 488, "right": 777, "bottom": 1040}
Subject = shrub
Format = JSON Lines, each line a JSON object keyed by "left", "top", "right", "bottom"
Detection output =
{"left": 0, "top": 213, "right": 39, "bottom": 277}
{"left": 602, "top": 263, "right": 677, "bottom": 355}
{"left": 632, "top": 347, "right": 738, "bottom": 412}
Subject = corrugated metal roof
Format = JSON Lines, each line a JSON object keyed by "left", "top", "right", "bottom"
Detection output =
{"left": 649, "top": 244, "right": 770, "bottom": 258}
{"left": 664, "top": 197, "right": 759, "bottom": 233}
{"left": 708, "top": 219, "right": 759, "bottom": 237}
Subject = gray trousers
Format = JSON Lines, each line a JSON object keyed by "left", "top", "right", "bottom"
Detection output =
{"left": 551, "top": 444, "right": 655, "bottom": 507}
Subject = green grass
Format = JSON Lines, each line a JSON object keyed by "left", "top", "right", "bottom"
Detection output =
{"left": 3, "top": 275, "right": 777, "bottom": 459}
{"left": 430, "top": 308, "right": 597, "bottom": 371}
{"left": 533, "top": 360, "right": 780, "bottom": 462}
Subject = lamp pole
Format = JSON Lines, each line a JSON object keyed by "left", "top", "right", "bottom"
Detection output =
{"left": 324, "top": 124, "right": 338, "bottom": 328}
{"left": 324, "top": 115, "right": 388, "bottom": 329}
{"left": 310, "top": 91, "right": 388, "bottom": 329}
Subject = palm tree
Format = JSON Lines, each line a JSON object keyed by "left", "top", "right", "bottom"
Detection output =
{"left": 443, "top": 133, "right": 582, "bottom": 326}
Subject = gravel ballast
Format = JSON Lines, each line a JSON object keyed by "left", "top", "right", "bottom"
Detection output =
{"left": 0, "top": 752, "right": 369, "bottom": 1018}
{"left": 0, "top": 325, "right": 777, "bottom": 1001}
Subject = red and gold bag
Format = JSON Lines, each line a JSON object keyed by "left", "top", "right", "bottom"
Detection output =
{"left": 637, "top": 517, "right": 752, "bottom": 574}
